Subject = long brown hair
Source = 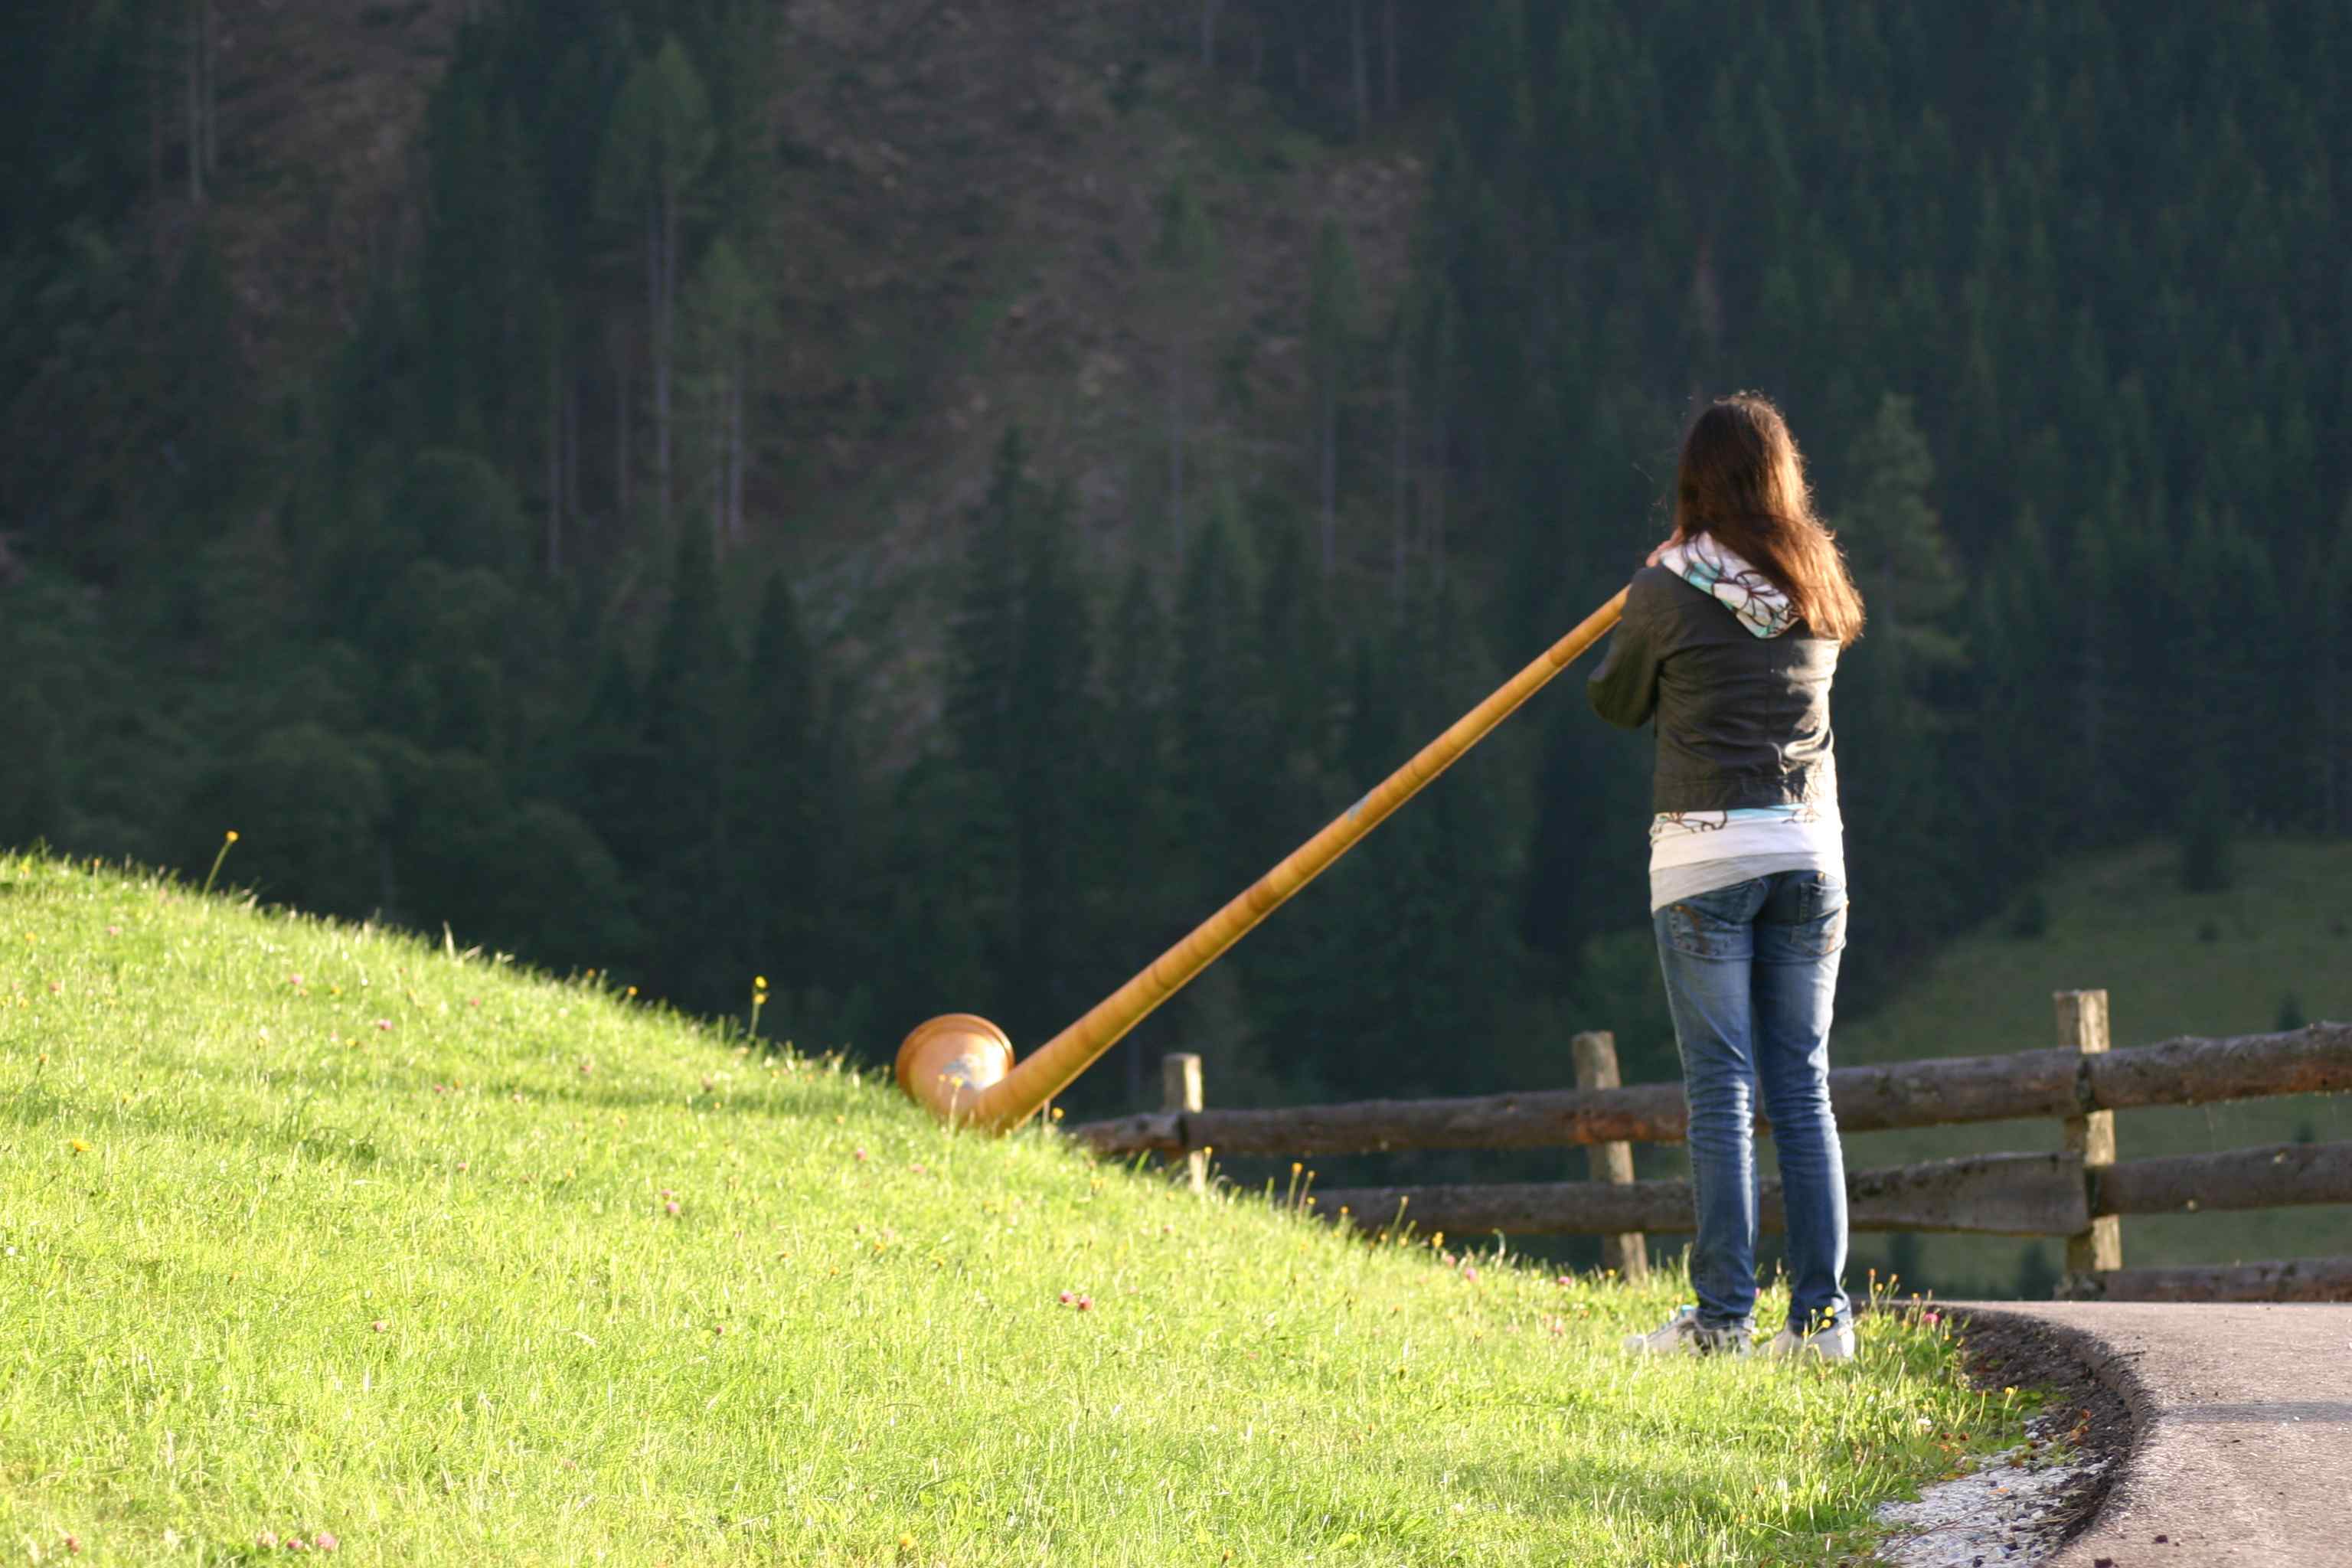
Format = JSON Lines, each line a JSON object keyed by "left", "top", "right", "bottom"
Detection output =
{"left": 1671, "top": 393, "right": 1865, "bottom": 646}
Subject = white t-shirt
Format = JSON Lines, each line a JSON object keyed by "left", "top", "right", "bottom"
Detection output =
{"left": 1648, "top": 802, "right": 1844, "bottom": 911}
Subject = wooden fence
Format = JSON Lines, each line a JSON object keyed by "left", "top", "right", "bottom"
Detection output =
{"left": 1070, "top": 993, "right": 2352, "bottom": 1302}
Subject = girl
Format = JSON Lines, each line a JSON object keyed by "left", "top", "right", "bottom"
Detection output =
{"left": 1587, "top": 393, "right": 1867, "bottom": 1358}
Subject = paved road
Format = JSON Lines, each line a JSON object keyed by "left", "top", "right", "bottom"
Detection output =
{"left": 1949, "top": 1302, "right": 2352, "bottom": 1567}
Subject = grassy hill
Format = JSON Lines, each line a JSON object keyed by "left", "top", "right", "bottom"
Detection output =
{"left": 0, "top": 851, "right": 2014, "bottom": 1566}
{"left": 1829, "top": 835, "right": 2352, "bottom": 1296}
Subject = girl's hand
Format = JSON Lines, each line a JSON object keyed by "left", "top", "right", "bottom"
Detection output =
{"left": 1645, "top": 535, "right": 1677, "bottom": 567}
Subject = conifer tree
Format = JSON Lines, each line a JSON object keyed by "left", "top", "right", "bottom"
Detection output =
{"left": 1095, "top": 564, "right": 1178, "bottom": 1101}
{"left": 1833, "top": 392, "right": 1971, "bottom": 942}
{"left": 635, "top": 525, "right": 743, "bottom": 1005}
{"left": 1150, "top": 174, "right": 1220, "bottom": 554}
{"left": 681, "top": 236, "right": 766, "bottom": 551}
{"left": 1306, "top": 218, "right": 1364, "bottom": 577}
{"left": 1004, "top": 480, "right": 1100, "bottom": 1038}
{"left": 596, "top": 37, "right": 716, "bottom": 536}
{"left": 733, "top": 572, "right": 824, "bottom": 1004}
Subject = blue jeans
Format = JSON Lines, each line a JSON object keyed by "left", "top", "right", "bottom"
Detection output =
{"left": 1652, "top": 870, "right": 1851, "bottom": 1334}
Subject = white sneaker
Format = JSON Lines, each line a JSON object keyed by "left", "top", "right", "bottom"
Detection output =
{"left": 1766, "top": 1321, "right": 1856, "bottom": 1361}
{"left": 1622, "top": 1305, "right": 1752, "bottom": 1357}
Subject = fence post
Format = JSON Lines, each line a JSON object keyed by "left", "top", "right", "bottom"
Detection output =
{"left": 1572, "top": 1031, "right": 1649, "bottom": 1282}
{"left": 2056, "top": 989, "right": 2121, "bottom": 1296}
{"left": 1164, "top": 1052, "right": 1207, "bottom": 1196}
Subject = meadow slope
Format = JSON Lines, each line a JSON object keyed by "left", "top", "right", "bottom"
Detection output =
{"left": 0, "top": 852, "right": 2021, "bottom": 1566}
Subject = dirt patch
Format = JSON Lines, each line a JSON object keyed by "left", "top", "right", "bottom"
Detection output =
{"left": 1868, "top": 1308, "right": 2132, "bottom": 1565}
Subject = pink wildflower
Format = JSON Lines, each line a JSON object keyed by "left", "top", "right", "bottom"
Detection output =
{"left": 1075, "top": 1295, "right": 1093, "bottom": 1311}
{"left": 1921, "top": 1309, "right": 1942, "bottom": 1327}
{"left": 1058, "top": 1290, "right": 1074, "bottom": 1305}
{"left": 1460, "top": 1265, "right": 1480, "bottom": 1282}
{"left": 854, "top": 1148, "right": 869, "bottom": 1161}
{"left": 1555, "top": 1275, "right": 1573, "bottom": 1287}
{"left": 258, "top": 1533, "right": 279, "bottom": 1550}
{"left": 374, "top": 1018, "right": 393, "bottom": 1031}
{"left": 314, "top": 1532, "right": 340, "bottom": 1553}
{"left": 63, "top": 1535, "right": 81, "bottom": 1555}
{"left": 370, "top": 1320, "right": 387, "bottom": 1333}
{"left": 910, "top": 1161, "right": 926, "bottom": 1174}
{"left": 665, "top": 1200, "right": 681, "bottom": 1216}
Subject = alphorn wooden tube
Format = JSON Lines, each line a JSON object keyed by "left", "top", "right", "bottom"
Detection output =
{"left": 895, "top": 587, "right": 1632, "bottom": 1131}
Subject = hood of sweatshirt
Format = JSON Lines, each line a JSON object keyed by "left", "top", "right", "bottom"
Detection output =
{"left": 1658, "top": 534, "right": 1798, "bottom": 639}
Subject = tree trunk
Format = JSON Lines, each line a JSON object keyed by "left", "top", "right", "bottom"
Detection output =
{"left": 546, "top": 335, "right": 563, "bottom": 575}
{"left": 710, "top": 363, "right": 729, "bottom": 554}
{"left": 185, "top": 0, "right": 204, "bottom": 205}
{"left": 1390, "top": 332, "right": 1408, "bottom": 602}
{"left": 201, "top": 0, "right": 217, "bottom": 178}
{"left": 2321, "top": 591, "right": 2344, "bottom": 833}
{"left": 727, "top": 361, "right": 746, "bottom": 545}
{"left": 564, "top": 374, "right": 580, "bottom": 538}
{"left": 1383, "top": 0, "right": 1399, "bottom": 113}
{"left": 149, "top": 15, "right": 165, "bottom": 201}
{"left": 1168, "top": 354, "right": 1187, "bottom": 559}
{"left": 613, "top": 332, "right": 632, "bottom": 518}
{"left": 652, "top": 186, "right": 675, "bottom": 535}
{"left": 1350, "top": 0, "right": 1368, "bottom": 138}
{"left": 1318, "top": 377, "right": 1337, "bottom": 577}
{"left": 1427, "top": 299, "right": 1454, "bottom": 590}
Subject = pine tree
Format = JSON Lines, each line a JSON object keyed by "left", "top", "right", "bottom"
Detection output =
{"left": 635, "top": 524, "right": 743, "bottom": 1006}
{"left": 1150, "top": 174, "right": 1220, "bottom": 556}
{"left": 733, "top": 572, "right": 822, "bottom": 1000}
{"left": 1004, "top": 480, "right": 1100, "bottom": 1039}
{"left": 1094, "top": 564, "right": 1178, "bottom": 1102}
{"left": 681, "top": 236, "right": 767, "bottom": 551}
{"left": 2319, "top": 496, "right": 2352, "bottom": 835}
{"left": 596, "top": 36, "right": 716, "bottom": 536}
{"left": 944, "top": 429, "right": 1034, "bottom": 782}
{"left": 1306, "top": 218, "right": 1364, "bottom": 578}
{"left": 0, "top": 685, "right": 70, "bottom": 851}
{"left": 1834, "top": 392, "right": 1972, "bottom": 946}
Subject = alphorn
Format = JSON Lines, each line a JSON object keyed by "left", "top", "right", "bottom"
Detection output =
{"left": 895, "top": 588, "right": 1632, "bottom": 1131}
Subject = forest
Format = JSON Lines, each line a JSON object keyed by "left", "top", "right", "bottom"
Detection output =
{"left": 5, "top": 0, "right": 2347, "bottom": 1119}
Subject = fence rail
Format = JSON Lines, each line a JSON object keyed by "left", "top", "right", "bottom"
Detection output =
{"left": 1071, "top": 1022, "right": 2352, "bottom": 1159}
{"left": 1067, "top": 1001, "right": 2352, "bottom": 1303}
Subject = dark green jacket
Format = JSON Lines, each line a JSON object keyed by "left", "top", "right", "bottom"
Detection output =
{"left": 1586, "top": 565, "right": 1841, "bottom": 814}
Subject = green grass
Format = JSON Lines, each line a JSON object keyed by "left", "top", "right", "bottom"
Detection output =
{"left": 1832, "top": 835, "right": 2352, "bottom": 1293}
{"left": 0, "top": 852, "right": 2022, "bottom": 1566}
